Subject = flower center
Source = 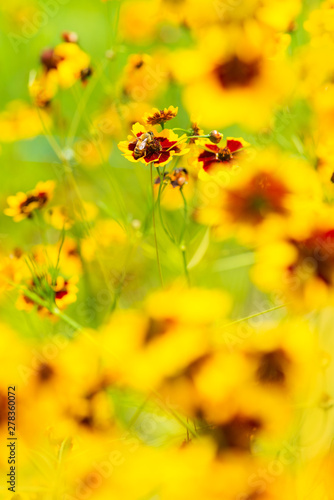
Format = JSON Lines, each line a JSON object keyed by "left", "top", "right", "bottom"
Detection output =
{"left": 147, "top": 138, "right": 162, "bottom": 155}
{"left": 218, "top": 147, "right": 232, "bottom": 162}
{"left": 215, "top": 56, "right": 260, "bottom": 89}
{"left": 256, "top": 349, "right": 289, "bottom": 385}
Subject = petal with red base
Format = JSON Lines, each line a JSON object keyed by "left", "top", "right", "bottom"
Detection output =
{"left": 226, "top": 139, "right": 244, "bottom": 153}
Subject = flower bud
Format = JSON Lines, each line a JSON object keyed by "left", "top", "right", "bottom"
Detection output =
{"left": 209, "top": 130, "right": 223, "bottom": 144}
{"left": 62, "top": 31, "right": 79, "bottom": 43}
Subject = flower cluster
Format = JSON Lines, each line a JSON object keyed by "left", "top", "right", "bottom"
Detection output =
{"left": 2, "top": 0, "right": 334, "bottom": 499}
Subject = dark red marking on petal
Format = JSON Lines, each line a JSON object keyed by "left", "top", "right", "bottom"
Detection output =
{"left": 226, "top": 139, "right": 243, "bottom": 153}
{"left": 203, "top": 159, "right": 221, "bottom": 172}
{"left": 157, "top": 138, "right": 178, "bottom": 150}
{"left": 204, "top": 144, "right": 220, "bottom": 153}
{"left": 144, "top": 152, "right": 161, "bottom": 163}
{"left": 128, "top": 142, "right": 136, "bottom": 151}
{"left": 157, "top": 152, "right": 171, "bottom": 164}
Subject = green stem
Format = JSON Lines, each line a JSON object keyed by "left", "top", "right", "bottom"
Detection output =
{"left": 225, "top": 304, "right": 287, "bottom": 327}
{"left": 150, "top": 163, "right": 164, "bottom": 287}
{"left": 7, "top": 279, "right": 83, "bottom": 332}
{"left": 181, "top": 248, "right": 190, "bottom": 287}
{"left": 66, "top": 59, "right": 110, "bottom": 150}
{"left": 179, "top": 187, "right": 190, "bottom": 286}
{"left": 156, "top": 168, "right": 175, "bottom": 244}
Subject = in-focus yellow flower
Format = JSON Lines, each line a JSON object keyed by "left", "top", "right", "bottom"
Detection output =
{"left": 118, "top": 122, "right": 189, "bottom": 166}
{"left": 195, "top": 136, "right": 249, "bottom": 178}
{"left": 4, "top": 180, "right": 55, "bottom": 222}
{"left": 143, "top": 105, "right": 178, "bottom": 126}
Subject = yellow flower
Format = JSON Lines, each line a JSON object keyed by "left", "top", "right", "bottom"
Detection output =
{"left": 101, "top": 285, "right": 230, "bottom": 391}
{"left": 52, "top": 42, "right": 91, "bottom": 88}
{"left": 122, "top": 52, "right": 169, "bottom": 102}
{"left": 195, "top": 135, "right": 249, "bottom": 179}
{"left": 4, "top": 180, "right": 55, "bottom": 222}
{"left": 161, "top": 0, "right": 301, "bottom": 32}
{"left": 44, "top": 205, "right": 74, "bottom": 230}
{"left": 118, "top": 122, "right": 189, "bottom": 166}
{"left": 33, "top": 239, "right": 83, "bottom": 276}
{"left": 252, "top": 206, "right": 334, "bottom": 309}
{"left": 143, "top": 105, "right": 178, "bottom": 126}
{"left": 195, "top": 149, "right": 321, "bottom": 244}
{"left": 29, "top": 37, "right": 91, "bottom": 106}
{"left": 52, "top": 275, "right": 79, "bottom": 309}
{"left": 304, "top": 0, "right": 334, "bottom": 47}
{"left": 171, "top": 25, "right": 294, "bottom": 129}
{"left": 81, "top": 219, "right": 127, "bottom": 261}
{"left": 29, "top": 68, "right": 59, "bottom": 108}
{"left": 0, "top": 100, "right": 51, "bottom": 142}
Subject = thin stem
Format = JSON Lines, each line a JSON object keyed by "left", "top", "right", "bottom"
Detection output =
{"left": 7, "top": 279, "right": 83, "bottom": 332}
{"left": 179, "top": 187, "right": 190, "bottom": 286}
{"left": 150, "top": 163, "right": 164, "bottom": 287}
{"left": 156, "top": 168, "right": 176, "bottom": 244}
{"left": 181, "top": 248, "right": 190, "bottom": 287}
{"left": 225, "top": 304, "right": 287, "bottom": 327}
{"left": 66, "top": 59, "right": 109, "bottom": 150}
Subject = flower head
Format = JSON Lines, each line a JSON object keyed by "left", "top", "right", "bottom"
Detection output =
{"left": 197, "top": 136, "right": 249, "bottom": 175}
{"left": 29, "top": 36, "right": 92, "bottom": 106}
{"left": 118, "top": 122, "right": 189, "bottom": 166}
{"left": 143, "top": 106, "right": 178, "bottom": 126}
{"left": 4, "top": 181, "right": 55, "bottom": 222}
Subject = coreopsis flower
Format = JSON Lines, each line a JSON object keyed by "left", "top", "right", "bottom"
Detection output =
{"left": 0, "top": 248, "right": 28, "bottom": 293}
{"left": 253, "top": 207, "right": 334, "bottom": 308}
{"left": 29, "top": 37, "right": 92, "bottom": 106}
{"left": 81, "top": 219, "right": 127, "bottom": 261}
{"left": 118, "top": 122, "right": 189, "bottom": 166}
{"left": 119, "top": 0, "right": 161, "bottom": 43}
{"left": 16, "top": 274, "right": 78, "bottom": 313}
{"left": 51, "top": 275, "right": 79, "bottom": 309}
{"left": 33, "top": 239, "right": 83, "bottom": 277}
{"left": 196, "top": 136, "right": 249, "bottom": 176}
{"left": 196, "top": 149, "right": 321, "bottom": 243}
{"left": 188, "top": 117, "right": 204, "bottom": 145}
{"left": 304, "top": 0, "right": 334, "bottom": 47}
{"left": 0, "top": 100, "right": 51, "bottom": 142}
{"left": 44, "top": 205, "right": 74, "bottom": 230}
{"left": 155, "top": 168, "right": 189, "bottom": 188}
{"left": 143, "top": 105, "right": 178, "bottom": 126}
{"left": 101, "top": 286, "right": 230, "bottom": 391}
{"left": 122, "top": 53, "right": 168, "bottom": 102}
{"left": 171, "top": 26, "right": 293, "bottom": 129}
{"left": 161, "top": 0, "right": 301, "bottom": 33}
{"left": 4, "top": 180, "right": 55, "bottom": 222}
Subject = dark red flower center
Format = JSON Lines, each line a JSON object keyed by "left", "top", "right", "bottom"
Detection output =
{"left": 226, "top": 173, "right": 289, "bottom": 224}
{"left": 289, "top": 230, "right": 334, "bottom": 285}
{"left": 40, "top": 48, "right": 63, "bottom": 71}
{"left": 20, "top": 192, "right": 48, "bottom": 210}
{"left": 215, "top": 56, "right": 260, "bottom": 89}
{"left": 256, "top": 349, "right": 289, "bottom": 385}
{"left": 218, "top": 147, "right": 232, "bottom": 162}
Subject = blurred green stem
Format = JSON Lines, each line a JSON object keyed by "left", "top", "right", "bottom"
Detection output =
{"left": 150, "top": 163, "right": 164, "bottom": 287}
{"left": 180, "top": 187, "right": 190, "bottom": 286}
